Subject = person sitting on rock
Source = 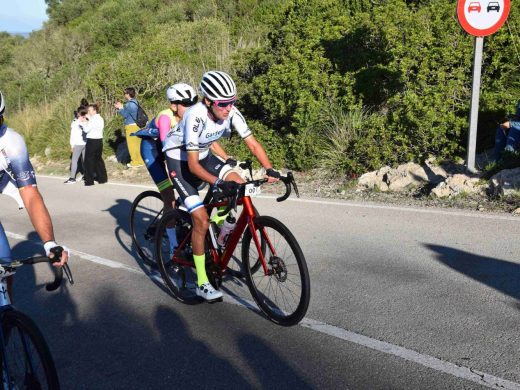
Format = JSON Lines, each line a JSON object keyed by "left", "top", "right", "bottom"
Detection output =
{"left": 494, "top": 100, "right": 520, "bottom": 161}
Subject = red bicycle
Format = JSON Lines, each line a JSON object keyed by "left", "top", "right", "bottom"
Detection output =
{"left": 154, "top": 161, "right": 310, "bottom": 326}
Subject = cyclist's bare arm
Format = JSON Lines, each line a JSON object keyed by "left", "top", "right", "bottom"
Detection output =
{"left": 209, "top": 141, "right": 229, "bottom": 160}
{"left": 243, "top": 135, "right": 278, "bottom": 182}
{"left": 19, "top": 186, "right": 68, "bottom": 266}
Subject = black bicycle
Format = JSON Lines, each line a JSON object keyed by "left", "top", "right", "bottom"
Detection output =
{"left": 0, "top": 249, "right": 73, "bottom": 390}
{"left": 130, "top": 190, "right": 164, "bottom": 267}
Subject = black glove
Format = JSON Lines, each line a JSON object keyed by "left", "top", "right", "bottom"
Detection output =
{"left": 225, "top": 158, "right": 237, "bottom": 167}
{"left": 212, "top": 179, "right": 239, "bottom": 197}
{"left": 266, "top": 168, "right": 281, "bottom": 179}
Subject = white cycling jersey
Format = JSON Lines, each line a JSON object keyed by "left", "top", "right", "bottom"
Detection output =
{"left": 0, "top": 125, "right": 37, "bottom": 209}
{"left": 162, "top": 102, "right": 252, "bottom": 160}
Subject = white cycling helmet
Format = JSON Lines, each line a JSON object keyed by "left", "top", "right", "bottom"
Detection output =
{"left": 0, "top": 91, "right": 5, "bottom": 117}
{"left": 199, "top": 71, "right": 236, "bottom": 101}
{"left": 166, "top": 83, "right": 198, "bottom": 105}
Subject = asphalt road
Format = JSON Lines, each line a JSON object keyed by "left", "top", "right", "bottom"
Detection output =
{"left": 1, "top": 175, "right": 520, "bottom": 389}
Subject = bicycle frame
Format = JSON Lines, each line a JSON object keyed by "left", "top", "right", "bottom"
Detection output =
{"left": 172, "top": 194, "right": 275, "bottom": 277}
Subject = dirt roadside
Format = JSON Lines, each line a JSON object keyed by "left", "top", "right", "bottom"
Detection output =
{"left": 37, "top": 159, "right": 520, "bottom": 215}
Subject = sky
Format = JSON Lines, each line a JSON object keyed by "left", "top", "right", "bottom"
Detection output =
{"left": 0, "top": 0, "right": 48, "bottom": 34}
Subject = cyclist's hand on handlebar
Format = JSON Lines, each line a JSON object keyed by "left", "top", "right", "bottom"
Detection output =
{"left": 265, "top": 168, "right": 281, "bottom": 183}
{"left": 212, "top": 178, "right": 239, "bottom": 197}
{"left": 43, "top": 241, "right": 70, "bottom": 267}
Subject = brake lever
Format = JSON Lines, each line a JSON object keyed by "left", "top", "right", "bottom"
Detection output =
{"left": 288, "top": 172, "right": 300, "bottom": 198}
{"left": 275, "top": 172, "right": 299, "bottom": 202}
{"left": 63, "top": 264, "right": 74, "bottom": 285}
{"left": 239, "top": 159, "right": 254, "bottom": 180}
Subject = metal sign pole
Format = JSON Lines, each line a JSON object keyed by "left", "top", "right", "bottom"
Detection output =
{"left": 466, "top": 36, "right": 484, "bottom": 173}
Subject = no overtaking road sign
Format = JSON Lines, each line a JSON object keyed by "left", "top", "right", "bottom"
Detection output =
{"left": 457, "top": 0, "right": 510, "bottom": 172}
{"left": 457, "top": 0, "right": 511, "bottom": 37}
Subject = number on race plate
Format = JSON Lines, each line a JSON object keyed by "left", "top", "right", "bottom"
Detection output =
{"left": 245, "top": 183, "right": 261, "bottom": 197}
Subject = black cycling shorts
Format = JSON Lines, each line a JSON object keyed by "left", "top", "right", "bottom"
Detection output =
{"left": 166, "top": 153, "right": 233, "bottom": 213}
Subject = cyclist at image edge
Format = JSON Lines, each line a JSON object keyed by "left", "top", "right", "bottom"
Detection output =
{"left": 0, "top": 91, "right": 69, "bottom": 294}
{"left": 163, "top": 71, "right": 280, "bottom": 301}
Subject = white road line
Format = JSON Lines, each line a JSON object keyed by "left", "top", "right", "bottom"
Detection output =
{"left": 300, "top": 318, "right": 520, "bottom": 390}
{"left": 38, "top": 174, "right": 520, "bottom": 221}
{"left": 6, "top": 230, "right": 520, "bottom": 389}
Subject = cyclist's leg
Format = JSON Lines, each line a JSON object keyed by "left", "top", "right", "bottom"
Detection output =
{"left": 203, "top": 154, "right": 244, "bottom": 224}
{"left": 141, "top": 138, "right": 178, "bottom": 250}
{"left": 141, "top": 138, "right": 175, "bottom": 210}
{"left": 0, "top": 222, "right": 13, "bottom": 298}
{"left": 166, "top": 158, "right": 222, "bottom": 300}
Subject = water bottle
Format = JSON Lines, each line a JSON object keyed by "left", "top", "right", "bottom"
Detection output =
{"left": 217, "top": 215, "right": 236, "bottom": 247}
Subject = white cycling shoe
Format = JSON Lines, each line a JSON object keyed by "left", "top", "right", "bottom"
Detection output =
{"left": 196, "top": 282, "right": 223, "bottom": 301}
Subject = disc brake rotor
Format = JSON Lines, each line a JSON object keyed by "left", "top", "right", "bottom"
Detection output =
{"left": 269, "top": 256, "right": 287, "bottom": 282}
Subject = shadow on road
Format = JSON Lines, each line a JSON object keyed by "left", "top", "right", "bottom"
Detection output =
{"left": 103, "top": 198, "right": 135, "bottom": 259}
{"left": 425, "top": 243, "right": 520, "bottom": 303}
{"left": 8, "top": 243, "right": 311, "bottom": 389}
{"left": 10, "top": 232, "right": 78, "bottom": 326}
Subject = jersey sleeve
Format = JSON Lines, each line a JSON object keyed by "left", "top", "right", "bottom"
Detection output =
{"left": 230, "top": 107, "right": 252, "bottom": 139}
{"left": 8, "top": 132, "right": 36, "bottom": 188}
{"left": 1, "top": 130, "right": 37, "bottom": 189}
{"left": 184, "top": 109, "right": 205, "bottom": 153}
{"left": 157, "top": 114, "right": 172, "bottom": 142}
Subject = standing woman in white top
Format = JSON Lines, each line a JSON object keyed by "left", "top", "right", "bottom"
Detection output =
{"left": 64, "top": 108, "right": 87, "bottom": 184}
{"left": 80, "top": 103, "right": 107, "bottom": 186}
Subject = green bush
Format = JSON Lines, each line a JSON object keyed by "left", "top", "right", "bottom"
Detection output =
{"left": 2, "top": 0, "right": 520, "bottom": 177}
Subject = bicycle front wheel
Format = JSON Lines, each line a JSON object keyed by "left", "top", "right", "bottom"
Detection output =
{"left": 130, "top": 190, "right": 164, "bottom": 266}
{"left": 1, "top": 310, "right": 60, "bottom": 390}
{"left": 242, "top": 216, "right": 310, "bottom": 326}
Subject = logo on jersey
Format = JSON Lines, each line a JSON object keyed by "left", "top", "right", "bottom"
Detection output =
{"left": 17, "top": 170, "right": 34, "bottom": 181}
{"left": 192, "top": 117, "right": 202, "bottom": 133}
{"left": 170, "top": 170, "right": 176, "bottom": 178}
{"left": 205, "top": 129, "right": 225, "bottom": 139}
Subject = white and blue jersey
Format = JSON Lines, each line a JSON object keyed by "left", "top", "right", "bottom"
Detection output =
{"left": 0, "top": 125, "right": 37, "bottom": 263}
{"left": 162, "top": 102, "right": 252, "bottom": 160}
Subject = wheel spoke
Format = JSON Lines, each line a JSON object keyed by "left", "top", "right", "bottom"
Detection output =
{"left": 243, "top": 217, "right": 310, "bottom": 326}
{"left": 131, "top": 191, "right": 164, "bottom": 266}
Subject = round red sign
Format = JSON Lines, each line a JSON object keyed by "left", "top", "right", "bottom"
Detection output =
{"left": 457, "top": 0, "right": 510, "bottom": 36}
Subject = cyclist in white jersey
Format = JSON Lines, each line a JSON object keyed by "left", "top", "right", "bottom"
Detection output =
{"left": 0, "top": 91, "right": 69, "bottom": 295}
{"left": 163, "top": 71, "right": 280, "bottom": 301}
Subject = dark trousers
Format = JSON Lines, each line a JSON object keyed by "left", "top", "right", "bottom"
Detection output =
{"left": 84, "top": 138, "right": 107, "bottom": 184}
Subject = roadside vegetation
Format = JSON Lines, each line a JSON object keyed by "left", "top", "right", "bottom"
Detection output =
{"left": 0, "top": 0, "right": 519, "bottom": 176}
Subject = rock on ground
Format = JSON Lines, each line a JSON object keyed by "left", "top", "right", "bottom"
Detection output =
{"left": 490, "top": 167, "right": 520, "bottom": 197}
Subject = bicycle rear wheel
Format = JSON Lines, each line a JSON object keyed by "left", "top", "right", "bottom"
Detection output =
{"left": 130, "top": 190, "right": 164, "bottom": 266}
{"left": 155, "top": 209, "right": 202, "bottom": 305}
{"left": 242, "top": 216, "right": 310, "bottom": 326}
{"left": 1, "top": 310, "right": 60, "bottom": 390}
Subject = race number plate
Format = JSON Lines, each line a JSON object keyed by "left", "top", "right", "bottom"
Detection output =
{"left": 245, "top": 183, "right": 261, "bottom": 197}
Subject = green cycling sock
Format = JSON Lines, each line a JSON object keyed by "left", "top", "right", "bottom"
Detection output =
{"left": 193, "top": 254, "right": 209, "bottom": 287}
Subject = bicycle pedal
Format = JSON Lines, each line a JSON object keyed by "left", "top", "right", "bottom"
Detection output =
{"left": 208, "top": 297, "right": 223, "bottom": 304}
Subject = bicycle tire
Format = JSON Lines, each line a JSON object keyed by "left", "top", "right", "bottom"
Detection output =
{"left": 242, "top": 216, "right": 310, "bottom": 326}
{"left": 0, "top": 310, "right": 60, "bottom": 390}
{"left": 155, "top": 209, "right": 202, "bottom": 305}
{"left": 130, "top": 190, "right": 164, "bottom": 267}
